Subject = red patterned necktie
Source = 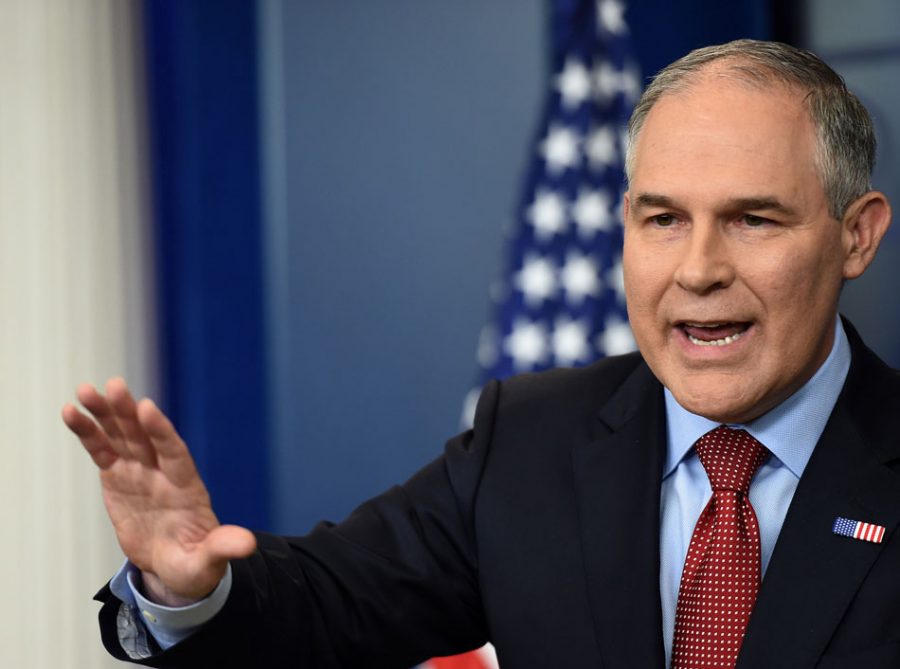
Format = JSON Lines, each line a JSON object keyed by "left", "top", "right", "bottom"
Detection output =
{"left": 671, "top": 426, "right": 769, "bottom": 669}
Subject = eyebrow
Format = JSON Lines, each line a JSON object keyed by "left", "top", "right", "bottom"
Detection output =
{"left": 631, "top": 193, "right": 797, "bottom": 217}
{"left": 630, "top": 193, "right": 677, "bottom": 210}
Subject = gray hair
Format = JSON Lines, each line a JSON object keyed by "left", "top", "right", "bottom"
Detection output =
{"left": 625, "top": 39, "right": 875, "bottom": 219}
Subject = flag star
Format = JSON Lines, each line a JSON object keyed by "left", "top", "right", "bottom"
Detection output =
{"left": 552, "top": 316, "right": 592, "bottom": 366}
{"left": 514, "top": 254, "right": 558, "bottom": 307}
{"left": 586, "top": 125, "right": 618, "bottom": 168}
{"left": 572, "top": 188, "right": 613, "bottom": 236}
{"left": 594, "top": 62, "right": 624, "bottom": 100}
{"left": 561, "top": 251, "right": 602, "bottom": 304}
{"left": 540, "top": 124, "right": 581, "bottom": 174}
{"left": 526, "top": 189, "right": 568, "bottom": 240}
{"left": 607, "top": 255, "right": 626, "bottom": 302}
{"left": 597, "top": 0, "right": 627, "bottom": 34}
{"left": 556, "top": 57, "right": 592, "bottom": 109}
{"left": 504, "top": 319, "right": 549, "bottom": 371}
{"left": 597, "top": 315, "right": 637, "bottom": 355}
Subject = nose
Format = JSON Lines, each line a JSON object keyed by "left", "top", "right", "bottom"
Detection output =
{"left": 673, "top": 222, "right": 735, "bottom": 294}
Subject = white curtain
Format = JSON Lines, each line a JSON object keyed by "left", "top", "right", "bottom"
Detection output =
{"left": 0, "top": 1, "right": 155, "bottom": 666}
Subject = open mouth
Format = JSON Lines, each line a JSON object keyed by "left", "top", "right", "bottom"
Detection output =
{"left": 680, "top": 322, "right": 752, "bottom": 347}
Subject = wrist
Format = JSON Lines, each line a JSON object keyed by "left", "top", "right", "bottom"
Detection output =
{"left": 140, "top": 571, "right": 212, "bottom": 608}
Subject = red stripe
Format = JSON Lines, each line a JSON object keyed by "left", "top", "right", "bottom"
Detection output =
{"left": 427, "top": 652, "right": 489, "bottom": 669}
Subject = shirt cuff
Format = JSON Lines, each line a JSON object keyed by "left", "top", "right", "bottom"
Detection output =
{"left": 109, "top": 560, "right": 232, "bottom": 650}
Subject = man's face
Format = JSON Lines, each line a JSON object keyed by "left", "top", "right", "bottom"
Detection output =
{"left": 623, "top": 74, "right": 854, "bottom": 423}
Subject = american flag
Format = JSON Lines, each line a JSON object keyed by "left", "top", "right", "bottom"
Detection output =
{"left": 435, "top": 2, "right": 641, "bottom": 667}
{"left": 832, "top": 516, "right": 886, "bottom": 544}
{"left": 462, "top": 0, "right": 640, "bottom": 429}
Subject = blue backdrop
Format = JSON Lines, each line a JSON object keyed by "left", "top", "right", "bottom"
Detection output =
{"left": 143, "top": 0, "right": 268, "bottom": 529}
{"left": 140, "top": 1, "right": 898, "bottom": 535}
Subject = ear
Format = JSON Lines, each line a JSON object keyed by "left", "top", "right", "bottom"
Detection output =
{"left": 622, "top": 191, "right": 631, "bottom": 221}
{"left": 842, "top": 191, "right": 892, "bottom": 279}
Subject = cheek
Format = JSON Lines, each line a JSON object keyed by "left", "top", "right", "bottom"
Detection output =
{"left": 623, "top": 258, "right": 653, "bottom": 316}
{"left": 749, "top": 243, "right": 843, "bottom": 331}
{"left": 622, "top": 237, "right": 640, "bottom": 302}
{"left": 623, "top": 235, "right": 661, "bottom": 299}
{"left": 624, "top": 254, "right": 671, "bottom": 315}
{"left": 772, "top": 240, "right": 843, "bottom": 293}
{"left": 623, "top": 260, "right": 669, "bottom": 349}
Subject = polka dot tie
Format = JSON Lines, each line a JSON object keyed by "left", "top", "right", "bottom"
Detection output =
{"left": 671, "top": 426, "right": 769, "bottom": 669}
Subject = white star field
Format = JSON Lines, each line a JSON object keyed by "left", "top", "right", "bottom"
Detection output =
{"left": 462, "top": 0, "right": 641, "bottom": 426}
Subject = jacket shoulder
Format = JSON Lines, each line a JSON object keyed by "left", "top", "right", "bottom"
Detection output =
{"left": 479, "top": 352, "right": 649, "bottom": 426}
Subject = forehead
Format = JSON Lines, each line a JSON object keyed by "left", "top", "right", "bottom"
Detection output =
{"left": 630, "top": 74, "right": 823, "bottom": 203}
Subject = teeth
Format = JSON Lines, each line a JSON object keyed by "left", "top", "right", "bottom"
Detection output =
{"left": 687, "top": 330, "right": 745, "bottom": 347}
{"left": 684, "top": 322, "right": 726, "bottom": 328}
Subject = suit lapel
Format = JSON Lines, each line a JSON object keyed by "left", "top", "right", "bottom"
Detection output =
{"left": 738, "top": 329, "right": 900, "bottom": 668}
{"left": 572, "top": 362, "right": 667, "bottom": 669}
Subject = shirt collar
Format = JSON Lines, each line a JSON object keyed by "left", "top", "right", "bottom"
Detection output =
{"left": 663, "top": 316, "right": 851, "bottom": 479}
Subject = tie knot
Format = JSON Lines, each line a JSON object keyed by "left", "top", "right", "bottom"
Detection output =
{"left": 694, "top": 426, "right": 768, "bottom": 494}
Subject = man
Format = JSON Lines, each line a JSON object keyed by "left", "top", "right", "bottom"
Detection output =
{"left": 64, "top": 40, "right": 897, "bottom": 668}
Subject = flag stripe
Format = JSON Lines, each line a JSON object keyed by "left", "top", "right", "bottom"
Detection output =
{"left": 833, "top": 516, "right": 885, "bottom": 543}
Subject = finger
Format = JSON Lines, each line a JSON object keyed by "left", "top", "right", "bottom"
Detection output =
{"left": 105, "top": 378, "right": 158, "bottom": 468}
{"left": 137, "top": 399, "right": 200, "bottom": 487}
{"left": 61, "top": 403, "right": 119, "bottom": 470}
{"left": 76, "top": 382, "right": 132, "bottom": 460}
{"left": 204, "top": 525, "right": 257, "bottom": 563}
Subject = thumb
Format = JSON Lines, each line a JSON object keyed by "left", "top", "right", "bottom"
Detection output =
{"left": 203, "top": 524, "right": 257, "bottom": 563}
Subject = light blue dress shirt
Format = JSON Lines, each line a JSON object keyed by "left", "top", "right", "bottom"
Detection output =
{"left": 113, "top": 318, "right": 852, "bottom": 660}
{"left": 659, "top": 317, "right": 850, "bottom": 665}
{"left": 110, "top": 561, "right": 232, "bottom": 655}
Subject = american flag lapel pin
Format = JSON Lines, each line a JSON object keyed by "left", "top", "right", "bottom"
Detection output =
{"left": 832, "top": 516, "right": 886, "bottom": 544}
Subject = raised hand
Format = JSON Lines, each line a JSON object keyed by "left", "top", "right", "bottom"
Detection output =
{"left": 62, "top": 378, "right": 256, "bottom": 606}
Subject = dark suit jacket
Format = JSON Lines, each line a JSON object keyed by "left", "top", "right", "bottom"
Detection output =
{"left": 96, "top": 321, "right": 900, "bottom": 668}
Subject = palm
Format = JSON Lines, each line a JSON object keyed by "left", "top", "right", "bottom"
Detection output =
{"left": 100, "top": 458, "right": 220, "bottom": 594}
{"left": 63, "top": 378, "right": 256, "bottom": 603}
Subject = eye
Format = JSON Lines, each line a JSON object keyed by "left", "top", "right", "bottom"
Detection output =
{"left": 741, "top": 214, "right": 770, "bottom": 227}
{"left": 650, "top": 214, "right": 677, "bottom": 227}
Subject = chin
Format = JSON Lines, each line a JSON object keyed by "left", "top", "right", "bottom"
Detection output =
{"left": 668, "top": 384, "right": 761, "bottom": 424}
